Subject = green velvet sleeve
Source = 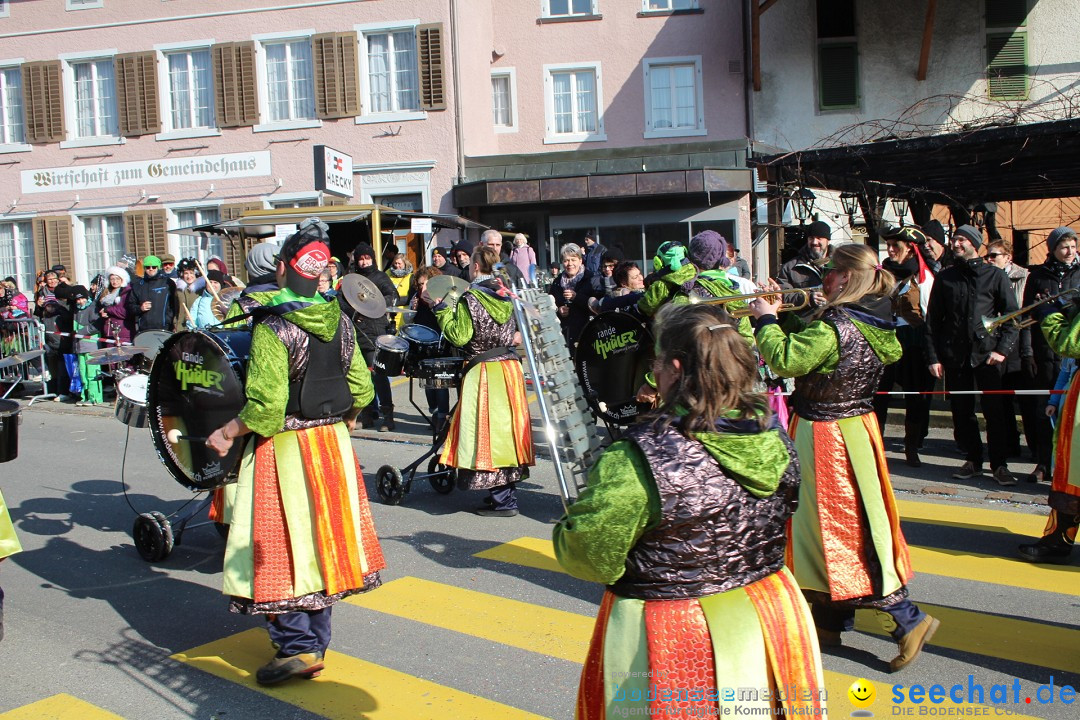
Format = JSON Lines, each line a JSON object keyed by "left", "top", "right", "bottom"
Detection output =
{"left": 636, "top": 280, "right": 673, "bottom": 318}
{"left": 552, "top": 440, "right": 661, "bottom": 585}
{"left": 237, "top": 322, "right": 291, "bottom": 437}
{"left": 347, "top": 344, "right": 375, "bottom": 410}
{"left": 755, "top": 319, "right": 840, "bottom": 378}
{"left": 435, "top": 298, "right": 475, "bottom": 347}
{"left": 1041, "top": 311, "right": 1080, "bottom": 359}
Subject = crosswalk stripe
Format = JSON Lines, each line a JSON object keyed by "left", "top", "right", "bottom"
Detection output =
{"left": 0, "top": 694, "right": 124, "bottom": 719}
{"left": 172, "top": 628, "right": 548, "bottom": 720}
{"left": 475, "top": 537, "right": 1080, "bottom": 674}
{"left": 346, "top": 576, "right": 592, "bottom": 663}
{"left": 906, "top": 545, "right": 1080, "bottom": 595}
{"left": 341, "top": 574, "right": 1028, "bottom": 717}
{"left": 897, "top": 498, "right": 1047, "bottom": 536}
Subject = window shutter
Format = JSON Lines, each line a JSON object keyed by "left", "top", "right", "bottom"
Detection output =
{"left": 212, "top": 42, "right": 259, "bottom": 128}
{"left": 21, "top": 60, "right": 65, "bottom": 143}
{"left": 818, "top": 43, "right": 859, "bottom": 109}
{"left": 312, "top": 31, "right": 360, "bottom": 119}
{"left": 987, "top": 32, "right": 1027, "bottom": 100}
{"left": 115, "top": 52, "right": 161, "bottom": 136}
{"left": 416, "top": 23, "right": 446, "bottom": 111}
{"left": 322, "top": 195, "right": 349, "bottom": 206}
{"left": 32, "top": 215, "right": 73, "bottom": 273}
{"left": 986, "top": 0, "right": 1027, "bottom": 28}
{"left": 220, "top": 202, "right": 263, "bottom": 282}
{"left": 124, "top": 210, "right": 168, "bottom": 259}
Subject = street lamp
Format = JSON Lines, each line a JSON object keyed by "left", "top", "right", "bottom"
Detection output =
{"left": 791, "top": 187, "right": 816, "bottom": 224}
{"left": 970, "top": 205, "right": 987, "bottom": 229}
{"left": 839, "top": 192, "right": 859, "bottom": 217}
{"left": 890, "top": 197, "right": 909, "bottom": 227}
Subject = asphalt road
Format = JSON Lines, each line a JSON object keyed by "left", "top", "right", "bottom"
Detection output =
{"left": 0, "top": 395, "right": 1076, "bottom": 720}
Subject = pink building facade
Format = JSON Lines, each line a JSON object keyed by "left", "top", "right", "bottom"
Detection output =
{"left": 0, "top": 0, "right": 754, "bottom": 289}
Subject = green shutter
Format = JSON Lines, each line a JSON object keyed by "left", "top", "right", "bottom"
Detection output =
{"left": 987, "top": 31, "right": 1027, "bottom": 100}
{"left": 818, "top": 43, "right": 858, "bottom": 109}
{"left": 985, "top": 0, "right": 1027, "bottom": 28}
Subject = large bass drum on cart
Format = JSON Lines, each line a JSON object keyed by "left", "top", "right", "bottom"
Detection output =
{"left": 147, "top": 329, "right": 251, "bottom": 491}
{"left": 574, "top": 311, "right": 654, "bottom": 426}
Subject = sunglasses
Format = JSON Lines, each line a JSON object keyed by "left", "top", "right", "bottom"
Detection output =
{"left": 986, "top": 252, "right": 1005, "bottom": 259}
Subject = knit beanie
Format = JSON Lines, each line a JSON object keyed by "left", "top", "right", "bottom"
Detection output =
{"left": 806, "top": 221, "right": 831, "bottom": 240}
{"left": 688, "top": 230, "right": 727, "bottom": 270}
{"left": 953, "top": 224, "right": 983, "bottom": 249}
{"left": 1047, "top": 226, "right": 1078, "bottom": 250}
{"left": 245, "top": 242, "right": 280, "bottom": 278}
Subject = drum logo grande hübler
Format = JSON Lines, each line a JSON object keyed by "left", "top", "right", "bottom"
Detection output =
{"left": 593, "top": 327, "right": 639, "bottom": 361}
{"left": 174, "top": 352, "right": 224, "bottom": 392}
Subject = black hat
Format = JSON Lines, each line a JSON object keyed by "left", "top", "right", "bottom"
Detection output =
{"left": 921, "top": 220, "right": 946, "bottom": 246}
{"left": 69, "top": 285, "right": 90, "bottom": 301}
{"left": 50, "top": 264, "right": 66, "bottom": 273}
{"left": 450, "top": 237, "right": 476, "bottom": 256}
{"left": 177, "top": 259, "right": 198, "bottom": 273}
{"left": 805, "top": 221, "right": 831, "bottom": 240}
{"left": 206, "top": 269, "right": 227, "bottom": 284}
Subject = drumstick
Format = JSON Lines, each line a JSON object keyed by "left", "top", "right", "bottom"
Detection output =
{"left": 193, "top": 258, "right": 225, "bottom": 308}
{"left": 166, "top": 429, "right": 208, "bottom": 444}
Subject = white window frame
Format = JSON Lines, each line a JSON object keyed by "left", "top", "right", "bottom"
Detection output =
{"left": 355, "top": 20, "right": 426, "bottom": 125}
{"left": 67, "top": 0, "right": 103, "bottom": 10}
{"left": 542, "top": 0, "right": 598, "bottom": 18}
{"left": 59, "top": 49, "right": 124, "bottom": 149}
{"left": 154, "top": 40, "right": 221, "bottom": 141}
{"left": 0, "top": 60, "right": 30, "bottom": 153}
{"left": 642, "top": 56, "right": 706, "bottom": 139}
{"left": 253, "top": 29, "right": 321, "bottom": 133}
{"left": 543, "top": 61, "right": 606, "bottom": 145}
{"left": 74, "top": 210, "right": 126, "bottom": 286}
{"left": 169, "top": 204, "right": 222, "bottom": 264}
{"left": 0, "top": 2, "right": 10, "bottom": 19}
{"left": 641, "top": 0, "right": 698, "bottom": 11}
{"left": 490, "top": 68, "right": 518, "bottom": 133}
{"left": 0, "top": 216, "right": 36, "bottom": 293}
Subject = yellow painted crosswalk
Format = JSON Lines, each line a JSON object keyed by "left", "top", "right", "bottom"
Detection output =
{"left": 1, "top": 498, "right": 1067, "bottom": 719}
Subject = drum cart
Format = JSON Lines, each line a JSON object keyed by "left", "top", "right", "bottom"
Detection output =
{"left": 374, "top": 358, "right": 462, "bottom": 505}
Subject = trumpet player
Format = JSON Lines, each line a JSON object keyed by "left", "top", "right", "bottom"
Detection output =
{"left": 1018, "top": 231, "right": 1080, "bottom": 565}
{"left": 925, "top": 224, "right": 1019, "bottom": 486}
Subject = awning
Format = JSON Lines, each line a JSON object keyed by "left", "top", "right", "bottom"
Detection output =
{"left": 752, "top": 118, "right": 1080, "bottom": 205}
{"left": 168, "top": 205, "right": 488, "bottom": 237}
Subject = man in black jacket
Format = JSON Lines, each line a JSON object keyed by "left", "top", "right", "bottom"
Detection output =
{"left": 925, "top": 224, "right": 1020, "bottom": 485}
{"left": 350, "top": 242, "right": 398, "bottom": 431}
{"left": 126, "top": 255, "right": 178, "bottom": 333}
{"left": 1020, "top": 227, "right": 1080, "bottom": 483}
{"left": 777, "top": 220, "right": 831, "bottom": 317}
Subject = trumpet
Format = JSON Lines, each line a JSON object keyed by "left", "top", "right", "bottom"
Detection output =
{"left": 690, "top": 286, "right": 821, "bottom": 318}
{"left": 981, "top": 288, "right": 1080, "bottom": 334}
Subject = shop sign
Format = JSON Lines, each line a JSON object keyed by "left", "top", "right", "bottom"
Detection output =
{"left": 22, "top": 151, "right": 272, "bottom": 194}
{"left": 314, "top": 145, "right": 354, "bottom": 198}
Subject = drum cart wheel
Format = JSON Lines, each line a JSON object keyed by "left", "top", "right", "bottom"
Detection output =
{"left": 426, "top": 457, "right": 456, "bottom": 495}
{"left": 133, "top": 511, "right": 174, "bottom": 562}
{"left": 376, "top": 465, "right": 407, "bottom": 505}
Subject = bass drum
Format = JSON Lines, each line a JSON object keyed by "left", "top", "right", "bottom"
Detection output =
{"left": 147, "top": 329, "right": 251, "bottom": 491}
{"left": 574, "top": 312, "right": 654, "bottom": 425}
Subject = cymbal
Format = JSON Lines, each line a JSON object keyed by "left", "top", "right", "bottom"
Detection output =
{"left": 85, "top": 345, "right": 149, "bottom": 366}
{"left": 0, "top": 355, "right": 20, "bottom": 370}
{"left": 338, "top": 273, "right": 388, "bottom": 319}
{"left": 427, "top": 275, "right": 470, "bottom": 305}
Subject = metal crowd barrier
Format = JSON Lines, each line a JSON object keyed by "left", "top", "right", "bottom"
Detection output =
{"left": 0, "top": 316, "right": 47, "bottom": 401}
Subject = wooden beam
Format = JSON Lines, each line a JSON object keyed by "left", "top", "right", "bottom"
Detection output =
{"left": 760, "top": 0, "right": 780, "bottom": 12}
{"left": 917, "top": 0, "right": 937, "bottom": 81}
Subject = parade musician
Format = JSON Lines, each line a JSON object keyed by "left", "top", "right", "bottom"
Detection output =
{"left": 207, "top": 222, "right": 385, "bottom": 685}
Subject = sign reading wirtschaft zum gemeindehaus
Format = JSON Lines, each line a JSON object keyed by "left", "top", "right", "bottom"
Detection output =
{"left": 21, "top": 151, "right": 272, "bottom": 194}
{"left": 313, "top": 145, "right": 354, "bottom": 199}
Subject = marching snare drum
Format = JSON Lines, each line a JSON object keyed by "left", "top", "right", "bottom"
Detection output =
{"left": 574, "top": 312, "right": 654, "bottom": 425}
{"left": 373, "top": 334, "right": 409, "bottom": 377}
{"left": 115, "top": 373, "right": 149, "bottom": 428}
{"left": 418, "top": 357, "right": 464, "bottom": 389}
{"left": 400, "top": 324, "right": 444, "bottom": 374}
{"left": 147, "top": 329, "right": 251, "bottom": 491}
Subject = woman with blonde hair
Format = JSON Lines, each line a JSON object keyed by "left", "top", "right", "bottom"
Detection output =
{"left": 750, "top": 243, "right": 939, "bottom": 672}
{"left": 555, "top": 303, "right": 825, "bottom": 718}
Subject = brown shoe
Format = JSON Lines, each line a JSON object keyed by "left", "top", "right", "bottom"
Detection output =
{"left": 255, "top": 652, "right": 325, "bottom": 685}
{"left": 889, "top": 615, "right": 940, "bottom": 672}
{"left": 816, "top": 628, "right": 842, "bottom": 648}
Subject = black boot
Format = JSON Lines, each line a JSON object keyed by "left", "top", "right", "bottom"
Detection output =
{"left": 378, "top": 406, "right": 395, "bottom": 432}
{"left": 1017, "top": 512, "right": 1078, "bottom": 565}
{"left": 359, "top": 404, "right": 376, "bottom": 429}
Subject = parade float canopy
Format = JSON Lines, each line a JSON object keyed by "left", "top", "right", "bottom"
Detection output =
{"left": 753, "top": 118, "right": 1080, "bottom": 206}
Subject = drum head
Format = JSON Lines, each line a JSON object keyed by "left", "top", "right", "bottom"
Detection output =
{"left": 117, "top": 373, "right": 148, "bottom": 403}
{"left": 376, "top": 334, "right": 409, "bottom": 352}
{"left": 147, "top": 330, "right": 251, "bottom": 491}
{"left": 400, "top": 324, "right": 440, "bottom": 345}
{"left": 574, "top": 312, "right": 654, "bottom": 425}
